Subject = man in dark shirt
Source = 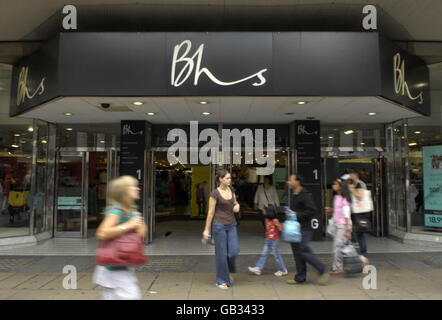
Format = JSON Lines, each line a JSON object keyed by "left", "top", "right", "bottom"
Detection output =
{"left": 286, "top": 174, "right": 329, "bottom": 285}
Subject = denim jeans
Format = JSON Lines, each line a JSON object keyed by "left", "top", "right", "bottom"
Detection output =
{"left": 212, "top": 222, "right": 239, "bottom": 286}
{"left": 256, "top": 239, "right": 287, "bottom": 272}
{"left": 356, "top": 232, "right": 367, "bottom": 257}
{"left": 290, "top": 229, "right": 325, "bottom": 283}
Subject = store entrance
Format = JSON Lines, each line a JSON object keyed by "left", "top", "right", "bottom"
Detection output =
{"left": 54, "top": 149, "right": 118, "bottom": 238}
{"left": 323, "top": 152, "right": 386, "bottom": 238}
{"left": 147, "top": 149, "right": 216, "bottom": 243}
{"left": 146, "top": 148, "right": 295, "bottom": 244}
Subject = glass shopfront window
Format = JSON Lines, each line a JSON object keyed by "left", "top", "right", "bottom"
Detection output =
{"left": 407, "top": 62, "right": 442, "bottom": 234}
{"left": 0, "top": 64, "right": 33, "bottom": 238}
{"left": 386, "top": 63, "right": 442, "bottom": 236}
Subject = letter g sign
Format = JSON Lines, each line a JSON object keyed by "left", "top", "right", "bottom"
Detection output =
{"left": 311, "top": 218, "right": 319, "bottom": 230}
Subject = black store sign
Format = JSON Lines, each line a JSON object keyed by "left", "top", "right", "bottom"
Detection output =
{"left": 120, "top": 120, "right": 146, "bottom": 211}
{"left": 295, "top": 120, "right": 323, "bottom": 240}
{"left": 11, "top": 32, "right": 430, "bottom": 117}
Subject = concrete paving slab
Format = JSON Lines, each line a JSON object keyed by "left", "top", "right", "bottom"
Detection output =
{"left": 52, "top": 290, "right": 102, "bottom": 300}
{"left": 324, "top": 294, "right": 373, "bottom": 300}
{"left": 0, "top": 289, "right": 18, "bottom": 299}
{"left": 0, "top": 272, "right": 13, "bottom": 282}
{"left": 6, "top": 289, "right": 58, "bottom": 300}
{"left": 14, "top": 273, "right": 60, "bottom": 290}
{"left": 39, "top": 275, "right": 65, "bottom": 290}
{"left": 0, "top": 273, "right": 38, "bottom": 289}
{"left": 76, "top": 273, "right": 99, "bottom": 290}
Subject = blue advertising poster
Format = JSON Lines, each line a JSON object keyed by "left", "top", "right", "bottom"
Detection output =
{"left": 423, "top": 146, "right": 442, "bottom": 212}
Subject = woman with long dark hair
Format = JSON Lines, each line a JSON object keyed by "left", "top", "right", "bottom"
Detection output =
{"left": 202, "top": 169, "right": 240, "bottom": 290}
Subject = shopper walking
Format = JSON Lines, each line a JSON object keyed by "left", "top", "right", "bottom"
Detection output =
{"left": 286, "top": 174, "right": 329, "bottom": 285}
{"left": 202, "top": 169, "right": 240, "bottom": 290}
{"left": 326, "top": 178, "right": 354, "bottom": 275}
{"left": 248, "top": 204, "right": 288, "bottom": 277}
{"left": 254, "top": 175, "right": 280, "bottom": 231}
{"left": 347, "top": 169, "right": 371, "bottom": 257}
{"left": 93, "top": 176, "right": 147, "bottom": 300}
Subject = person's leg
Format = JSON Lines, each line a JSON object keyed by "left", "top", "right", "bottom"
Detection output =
{"left": 256, "top": 240, "right": 272, "bottom": 270}
{"left": 290, "top": 242, "right": 307, "bottom": 282}
{"left": 332, "top": 226, "right": 346, "bottom": 271}
{"left": 297, "top": 230, "right": 326, "bottom": 275}
{"left": 358, "top": 232, "right": 367, "bottom": 257}
{"left": 197, "top": 199, "right": 202, "bottom": 215}
{"left": 101, "top": 287, "right": 114, "bottom": 300}
{"left": 212, "top": 222, "right": 230, "bottom": 286}
{"left": 259, "top": 210, "right": 266, "bottom": 230}
{"left": 226, "top": 224, "right": 240, "bottom": 278}
{"left": 272, "top": 239, "right": 287, "bottom": 272}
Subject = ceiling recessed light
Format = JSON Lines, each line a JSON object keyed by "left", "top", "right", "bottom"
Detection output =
{"left": 41, "top": 140, "right": 47, "bottom": 144}
{"left": 368, "top": 112, "right": 377, "bottom": 116}
{"left": 64, "top": 112, "right": 73, "bottom": 116}
{"left": 328, "top": 136, "right": 334, "bottom": 139}
{"left": 201, "top": 112, "right": 211, "bottom": 115}
{"left": 360, "top": 142, "right": 365, "bottom": 145}
{"left": 28, "top": 127, "right": 34, "bottom": 132}
{"left": 296, "top": 101, "right": 307, "bottom": 105}
{"left": 414, "top": 131, "right": 422, "bottom": 134}
{"left": 408, "top": 142, "right": 417, "bottom": 146}
{"left": 100, "top": 140, "right": 105, "bottom": 144}
{"left": 14, "top": 133, "right": 20, "bottom": 137}
{"left": 66, "top": 128, "right": 73, "bottom": 131}
{"left": 11, "top": 144, "right": 19, "bottom": 148}
{"left": 146, "top": 112, "right": 155, "bottom": 116}
{"left": 133, "top": 101, "right": 144, "bottom": 106}
{"left": 199, "top": 101, "right": 208, "bottom": 105}
{"left": 344, "top": 130, "right": 354, "bottom": 135}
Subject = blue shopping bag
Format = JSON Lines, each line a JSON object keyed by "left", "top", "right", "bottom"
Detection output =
{"left": 282, "top": 206, "right": 302, "bottom": 243}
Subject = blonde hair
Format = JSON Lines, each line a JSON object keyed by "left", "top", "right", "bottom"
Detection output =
{"left": 108, "top": 175, "right": 139, "bottom": 212}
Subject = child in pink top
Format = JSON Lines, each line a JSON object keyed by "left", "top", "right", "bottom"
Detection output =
{"left": 325, "top": 178, "right": 353, "bottom": 275}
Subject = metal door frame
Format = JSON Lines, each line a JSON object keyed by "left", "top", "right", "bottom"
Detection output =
{"left": 321, "top": 151, "right": 386, "bottom": 238}
{"left": 54, "top": 151, "right": 88, "bottom": 238}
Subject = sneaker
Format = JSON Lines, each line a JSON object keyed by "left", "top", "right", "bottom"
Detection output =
{"left": 274, "top": 270, "right": 288, "bottom": 277}
{"left": 216, "top": 283, "right": 229, "bottom": 290}
{"left": 329, "top": 270, "right": 344, "bottom": 275}
{"left": 317, "top": 271, "right": 330, "bottom": 286}
{"left": 287, "top": 279, "right": 305, "bottom": 285}
{"left": 361, "top": 256, "right": 369, "bottom": 268}
{"left": 248, "top": 266, "right": 262, "bottom": 275}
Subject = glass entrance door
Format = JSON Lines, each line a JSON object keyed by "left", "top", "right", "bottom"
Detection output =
{"left": 55, "top": 152, "right": 88, "bottom": 238}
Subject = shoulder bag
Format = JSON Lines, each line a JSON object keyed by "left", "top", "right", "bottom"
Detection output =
{"left": 350, "top": 187, "right": 373, "bottom": 232}
{"left": 95, "top": 207, "right": 148, "bottom": 267}
{"left": 263, "top": 188, "right": 277, "bottom": 217}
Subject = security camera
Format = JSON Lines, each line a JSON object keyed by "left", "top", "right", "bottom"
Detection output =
{"left": 101, "top": 103, "right": 111, "bottom": 109}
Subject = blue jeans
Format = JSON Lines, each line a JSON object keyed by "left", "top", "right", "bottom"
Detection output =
{"left": 356, "top": 232, "right": 367, "bottom": 257}
{"left": 290, "top": 229, "right": 325, "bottom": 283}
{"left": 212, "top": 222, "right": 239, "bottom": 286}
{"left": 256, "top": 239, "right": 287, "bottom": 272}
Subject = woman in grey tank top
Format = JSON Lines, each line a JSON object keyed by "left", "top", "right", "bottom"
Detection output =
{"left": 203, "top": 169, "right": 240, "bottom": 290}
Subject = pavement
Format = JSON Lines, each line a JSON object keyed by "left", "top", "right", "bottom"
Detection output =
{"left": 0, "top": 252, "right": 441, "bottom": 300}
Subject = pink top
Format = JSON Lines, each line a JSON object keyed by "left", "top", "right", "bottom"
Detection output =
{"left": 333, "top": 195, "right": 352, "bottom": 226}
